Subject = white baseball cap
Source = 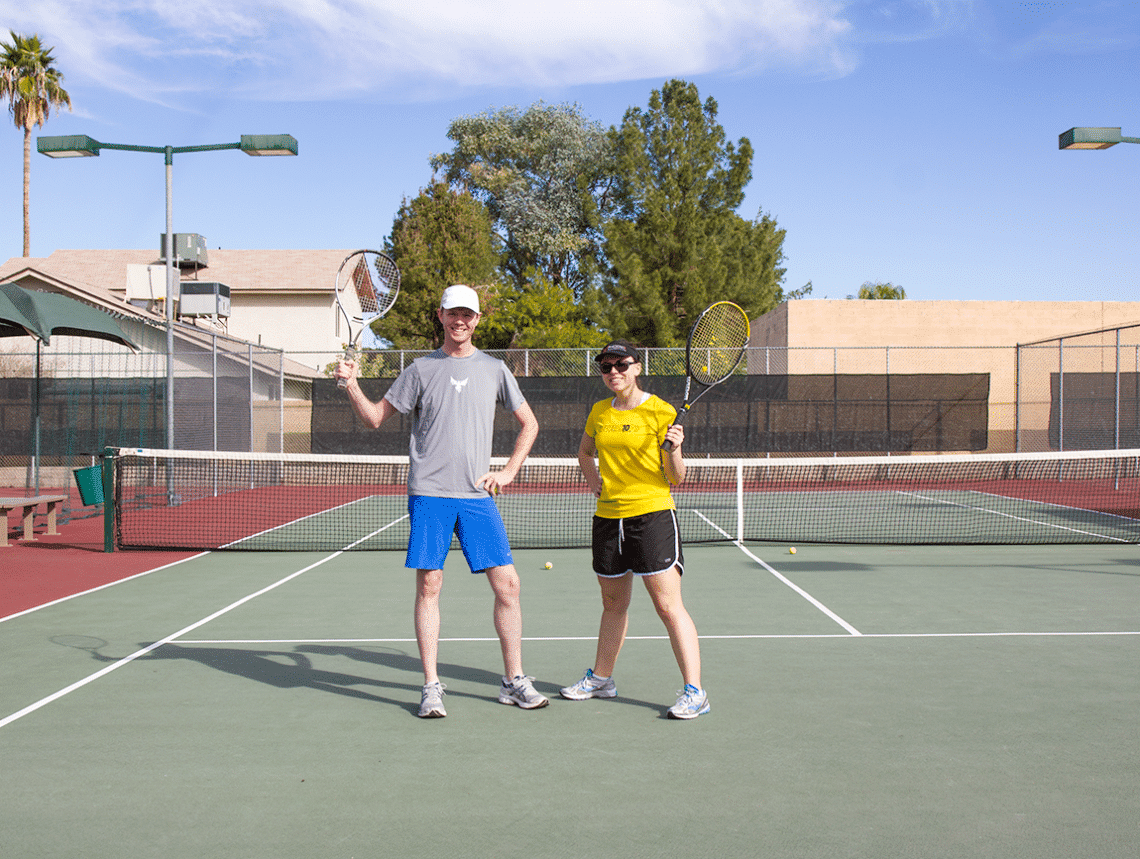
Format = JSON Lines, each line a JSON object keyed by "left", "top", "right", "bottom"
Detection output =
{"left": 440, "top": 284, "right": 480, "bottom": 313}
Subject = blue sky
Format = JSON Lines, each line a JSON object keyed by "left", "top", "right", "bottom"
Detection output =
{"left": 1, "top": 0, "right": 1137, "bottom": 303}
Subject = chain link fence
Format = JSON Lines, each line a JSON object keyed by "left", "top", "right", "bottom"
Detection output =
{"left": 6, "top": 326, "right": 1140, "bottom": 502}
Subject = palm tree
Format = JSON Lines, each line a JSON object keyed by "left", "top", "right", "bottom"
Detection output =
{"left": 0, "top": 32, "right": 71, "bottom": 257}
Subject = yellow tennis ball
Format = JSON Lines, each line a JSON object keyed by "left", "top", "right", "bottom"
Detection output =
{"left": 544, "top": 561, "right": 553, "bottom": 569}
{"left": 788, "top": 547, "right": 797, "bottom": 554}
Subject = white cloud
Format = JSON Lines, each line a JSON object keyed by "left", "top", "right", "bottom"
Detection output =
{"left": 0, "top": 0, "right": 857, "bottom": 102}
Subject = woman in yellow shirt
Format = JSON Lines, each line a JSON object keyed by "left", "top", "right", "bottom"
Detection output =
{"left": 560, "top": 340, "right": 709, "bottom": 719}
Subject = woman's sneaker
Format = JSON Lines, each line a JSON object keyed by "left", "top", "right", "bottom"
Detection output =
{"left": 418, "top": 681, "right": 447, "bottom": 718}
{"left": 560, "top": 668, "right": 617, "bottom": 700}
{"left": 499, "top": 674, "right": 550, "bottom": 709}
{"left": 667, "top": 684, "right": 710, "bottom": 719}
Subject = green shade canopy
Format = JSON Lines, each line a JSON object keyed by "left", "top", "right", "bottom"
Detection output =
{"left": 0, "top": 283, "right": 139, "bottom": 349}
{"left": 0, "top": 286, "right": 42, "bottom": 338}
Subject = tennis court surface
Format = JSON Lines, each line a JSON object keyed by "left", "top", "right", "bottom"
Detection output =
{"left": 3, "top": 536, "right": 1137, "bottom": 859}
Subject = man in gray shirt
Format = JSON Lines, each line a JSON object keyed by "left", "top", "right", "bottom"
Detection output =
{"left": 336, "top": 284, "right": 547, "bottom": 718}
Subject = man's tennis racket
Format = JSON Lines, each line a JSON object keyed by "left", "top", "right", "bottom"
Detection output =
{"left": 662, "top": 301, "right": 750, "bottom": 452}
{"left": 335, "top": 250, "right": 400, "bottom": 389}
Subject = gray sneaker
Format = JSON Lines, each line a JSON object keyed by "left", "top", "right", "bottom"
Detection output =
{"left": 667, "top": 684, "right": 710, "bottom": 719}
{"left": 560, "top": 668, "right": 617, "bottom": 700}
{"left": 418, "top": 681, "right": 446, "bottom": 718}
{"left": 498, "top": 674, "right": 549, "bottom": 709}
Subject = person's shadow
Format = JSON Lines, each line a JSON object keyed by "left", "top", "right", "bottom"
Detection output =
{"left": 53, "top": 636, "right": 663, "bottom": 716}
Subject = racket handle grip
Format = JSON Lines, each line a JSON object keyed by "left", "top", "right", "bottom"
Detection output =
{"left": 337, "top": 347, "right": 356, "bottom": 389}
{"left": 661, "top": 409, "right": 689, "bottom": 452}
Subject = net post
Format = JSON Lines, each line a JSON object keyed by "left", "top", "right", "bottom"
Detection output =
{"left": 100, "top": 446, "right": 115, "bottom": 553}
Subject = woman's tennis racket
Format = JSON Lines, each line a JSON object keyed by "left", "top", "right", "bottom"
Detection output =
{"left": 334, "top": 250, "right": 400, "bottom": 388}
{"left": 662, "top": 301, "right": 750, "bottom": 451}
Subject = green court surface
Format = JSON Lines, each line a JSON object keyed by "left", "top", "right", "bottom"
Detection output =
{"left": 2, "top": 542, "right": 1138, "bottom": 859}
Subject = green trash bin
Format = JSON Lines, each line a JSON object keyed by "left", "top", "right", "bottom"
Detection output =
{"left": 74, "top": 465, "right": 104, "bottom": 506}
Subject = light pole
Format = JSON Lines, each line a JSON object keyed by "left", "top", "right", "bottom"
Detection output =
{"left": 1057, "top": 126, "right": 1136, "bottom": 451}
{"left": 37, "top": 133, "right": 298, "bottom": 449}
{"left": 1058, "top": 127, "right": 1140, "bottom": 150}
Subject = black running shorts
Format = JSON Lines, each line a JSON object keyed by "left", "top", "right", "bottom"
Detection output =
{"left": 592, "top": 508, "right": 684, "bottom": 578}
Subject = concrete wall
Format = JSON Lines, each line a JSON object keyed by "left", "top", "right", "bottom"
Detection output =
{"left": 747, "top": 301, "right": 1140, "bottom": 453}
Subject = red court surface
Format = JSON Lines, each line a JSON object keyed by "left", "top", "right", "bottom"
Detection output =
{"left": 1, "top": 512, "right": 198, "bottom": 618}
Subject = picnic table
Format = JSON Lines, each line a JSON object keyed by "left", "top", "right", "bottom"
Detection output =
{"left": 1, "top": 495, "right": 68, "bottom": 547}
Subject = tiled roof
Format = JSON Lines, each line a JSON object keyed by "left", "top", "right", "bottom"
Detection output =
{"left": 0, "top": 249, "right": 356, "bottom": 295}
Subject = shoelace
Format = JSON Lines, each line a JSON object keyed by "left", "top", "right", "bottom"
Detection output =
{"left": 675, "top": 688, "right": 701, "bottom": 709}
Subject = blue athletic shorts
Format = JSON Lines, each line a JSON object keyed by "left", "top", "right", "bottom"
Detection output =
{"left": 406, "top": 495, "right": 513, "bottom": 573}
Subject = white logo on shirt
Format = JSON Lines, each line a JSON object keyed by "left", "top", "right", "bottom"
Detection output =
{"left": 449, "top": 377, "right": 469, "bottom": 394}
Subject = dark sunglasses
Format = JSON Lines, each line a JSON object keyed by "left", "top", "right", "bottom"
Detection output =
{"left": 599, "top": 359, "right": 635, "bottom": 374}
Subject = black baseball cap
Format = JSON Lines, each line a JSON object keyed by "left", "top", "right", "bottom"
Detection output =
{"left": 595, "top": 339, "right": 640, "bottom": 363}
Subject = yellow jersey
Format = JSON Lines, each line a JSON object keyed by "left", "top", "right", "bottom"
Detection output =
{"left": 585, "top": 394, "right": 677, "bottom": 519}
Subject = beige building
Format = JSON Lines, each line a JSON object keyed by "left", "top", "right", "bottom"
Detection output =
{"left": 750, "top": 300, "right": 1140, "bottom": 453}
{"left": 751, "top": 300, "right": 1140, "bottom": 354}
{"left": 0, "top": 248, "right": 355, "bottom": 359}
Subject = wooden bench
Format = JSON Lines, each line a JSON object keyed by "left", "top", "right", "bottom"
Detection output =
{"left": 1, "top": 495, "right": 68, "bottom": 547}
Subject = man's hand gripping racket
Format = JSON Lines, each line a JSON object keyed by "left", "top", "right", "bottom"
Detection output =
{"left": 335, "top": 250, "right": 400, "bottom": 388}
{"left": 662, "top": 301, "right": 750, "bottom": 452}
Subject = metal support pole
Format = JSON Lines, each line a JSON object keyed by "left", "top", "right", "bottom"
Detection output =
{"left": 212, "top": 333, "right": 218, "bottom": 451}
{"left": 279, "top": 349, "right": 285, "bottom": 453}
{"left": 249, "top": 343, "right": 255, "bottom": 452}
{"left": 1015, "top": 344, "right": 1021, "bottom": 452}
{"left": 1115, "top": 329, "right": 1121, "bottom": 449}
{"left": 1058, "top": 339, "right": 1064, "bottom": 451}
{"left": 164, "top": 146, "right": 175, "bottom": 450}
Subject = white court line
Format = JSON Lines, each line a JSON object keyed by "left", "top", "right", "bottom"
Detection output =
{"left": 0, "top": 516, "right": 404, "bottom": 731}
{"left": 0, "top": 553, "right": 210, "bottom": 624}
{"left": 222, "top": 497, "right": 406, "bottom": 548}
{"left": 691, "top": 509, "right": 862, "bottom": 636}
{"left": 900, "top": 490, "right": 1134, "bottom": 543}
{"left": 173, "top": 630, "right": 1140, "bottom": 645}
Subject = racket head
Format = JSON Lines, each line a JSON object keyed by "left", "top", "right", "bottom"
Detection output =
{"left": 335, "top": 250, "right": 400, "bottom": 328}
{"left": 685, "top": 301, "right": 750, "bottom": 385}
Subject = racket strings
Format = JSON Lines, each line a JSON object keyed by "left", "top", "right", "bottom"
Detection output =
{"left": 339, "top": 252, "right": 400, "bottom": 321}
{"left": 350, "top": 256, "right": 380, "bottom": 315}
{"left": 688, "top": 303, "right": 750, "bottom": 385}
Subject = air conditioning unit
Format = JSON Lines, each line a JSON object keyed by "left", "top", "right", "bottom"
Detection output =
{"left": 160, "top": 233, "right": 208, "bottom": 268}
{"left": 179, "top": 281, "right": 231, "bottom": 318}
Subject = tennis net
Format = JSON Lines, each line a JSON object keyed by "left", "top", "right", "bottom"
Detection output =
{"left": 110, "top": 447, "right": 1140, "bottom": 550}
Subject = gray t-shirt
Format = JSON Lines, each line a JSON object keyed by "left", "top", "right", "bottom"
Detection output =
{"left": 383, "top": 348, "right": 526, "bottom": 498}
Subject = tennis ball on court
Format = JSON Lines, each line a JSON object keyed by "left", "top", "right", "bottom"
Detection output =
{"left": 788, "top": 547, "right": 797, "bottom": 554}
{"left": 544, "top": 561, "right": 553, "bottom": 569}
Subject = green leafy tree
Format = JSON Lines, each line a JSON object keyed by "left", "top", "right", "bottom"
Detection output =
{"left": 855, "top": 281, "right": 907, "bottom": 299}
{"left": 477, "top": 269, "right": 609, "bottom": 350}
{"left": 431, "top": 102, "right": 617, "bottom": 299}
{"left": 783, "top": 281, "right": 813, "bottom": 301}
{"left": 378, "top": 180, "right": 500, "bottom": 351}
{"left": 601, "top": 79, "right": 783, "bottom": 347}
{"left": 0, "top": 32, "right": 71, "bottom": 257}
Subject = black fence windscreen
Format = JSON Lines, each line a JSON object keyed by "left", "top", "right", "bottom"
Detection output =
{"left": 312, "top": 373, "right": 990, "bottom": 456}
{"left": 1050, "top": 372, "right": 1140, "bottom": 451}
